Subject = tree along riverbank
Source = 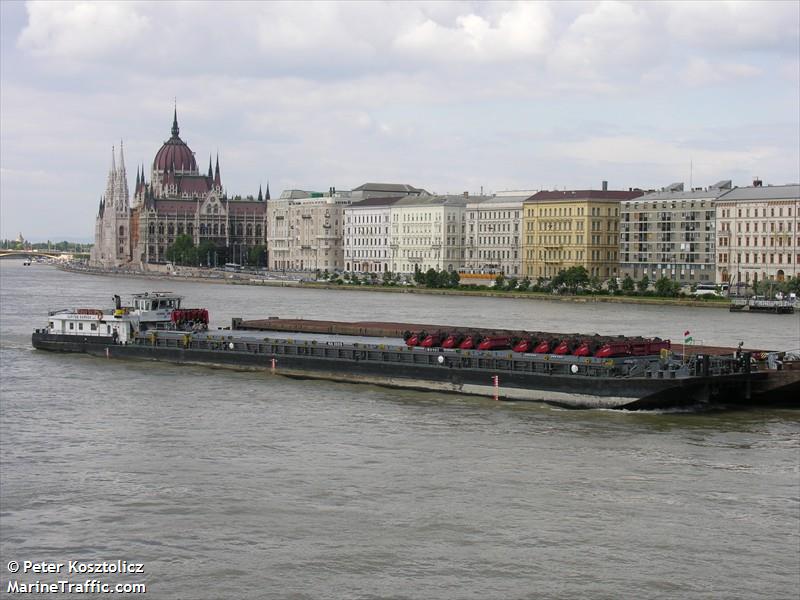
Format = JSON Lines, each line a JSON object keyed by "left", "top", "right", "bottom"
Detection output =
{"left": 58, "top": 263, "right": 731, "bottom": 309}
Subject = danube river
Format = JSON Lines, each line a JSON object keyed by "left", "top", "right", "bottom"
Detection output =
{"left": 1, "top": 260, "right": 798, "bottom": 599}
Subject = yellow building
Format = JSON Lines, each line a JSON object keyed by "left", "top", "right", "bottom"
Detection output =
{"left": 522, "top": 189, "right": 643, "bottom": 280}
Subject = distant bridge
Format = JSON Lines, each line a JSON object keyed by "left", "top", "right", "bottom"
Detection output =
{"left": 0, "top": 249, "right": 89, "bottom": 260}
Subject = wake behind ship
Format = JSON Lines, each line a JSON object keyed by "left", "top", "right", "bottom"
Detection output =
{"left": 32, "top": 292, "right": 800, "bottom": 410}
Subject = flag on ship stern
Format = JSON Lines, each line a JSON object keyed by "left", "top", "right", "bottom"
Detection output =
{"left": 684, "top": 330, "right": 693, "bottom": 344}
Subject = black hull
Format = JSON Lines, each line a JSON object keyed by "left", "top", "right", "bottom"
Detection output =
{"left": 32, "top": 332, "right": 793, "bottom": 410}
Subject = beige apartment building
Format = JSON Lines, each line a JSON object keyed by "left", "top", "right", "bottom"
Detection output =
{"left": 463, "top": 196, "right": 523, "bottom": 277}
{"left": 267, "top": 191, "right": 350, "bottom": 271}
{"left": 619, "top": 182, "right": 730, "bottom": 285}
{"left": 522, "top": 189, "right": 642, "bottom": 280}
{"left": 715, "top": 182, "right": 799, "bottom": 288}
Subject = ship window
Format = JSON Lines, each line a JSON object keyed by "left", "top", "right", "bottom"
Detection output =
{"left": 49, "top": 321, "right": 54, "bottom": 329}
{"left": 91, "top": 323, "right": 97, "bottom": 331}
{"left": 69, "top": 322, "right": 74, "bottom": 330}
{"left": 78, "top": 323, "right": 83, "bottom": 330}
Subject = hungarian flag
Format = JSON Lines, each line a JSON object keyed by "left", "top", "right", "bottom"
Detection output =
{"left": 684, "top": 330, "right": 693, "bottom": 344}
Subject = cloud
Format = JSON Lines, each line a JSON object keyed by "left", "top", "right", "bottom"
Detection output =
{"left": 18, "top": 1, "right": 148, "bottom": 60}
{"left": 394, "top": 2, "right": 553, "bottom": 62}
{"left": 2, "top": 1, "right": 799, "bottom": 240}
{"left": 681, "top": 58, "right": 761, "bottom": 86}
{"left": 552, "top": 134, "right": 778, "bottom": 182}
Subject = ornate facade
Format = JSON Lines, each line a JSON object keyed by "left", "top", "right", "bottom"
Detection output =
{"left": 90, "top": 144, "right": 132, "bottom": 267}
{"left": 91, "top": 109, "right": 268, "bottom": 268}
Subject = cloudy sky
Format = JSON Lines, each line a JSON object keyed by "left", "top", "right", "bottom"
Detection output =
{"left": 1, "top": 0, "right": 798, "bottom": 241}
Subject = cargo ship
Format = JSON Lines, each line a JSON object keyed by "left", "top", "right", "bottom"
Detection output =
{"left": 32, "top": 292, "right": 799, "bottom": 410}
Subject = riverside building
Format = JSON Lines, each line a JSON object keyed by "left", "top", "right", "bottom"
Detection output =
{"left": 267, "top": 190, "right": 350, "bottom": 271}
{"left": 343, "top": 197, "right": 400, "bottom": 273}
{"left": 619, "top": 181, "right": 731, "bottom": 285}
{"left": 522, "top": 187, "right": 643, "bottom": 280}
{"left": 91, "top": 109, "right": 268, "bottom": 268}
{"left": 463, "top": 196, "right": 523, "bottom": 277}
{"left": 714, "top": 181, "right": 800, "bottom": 289}
{"left": 390, "top": 195, "right": 490, "bottom": 275}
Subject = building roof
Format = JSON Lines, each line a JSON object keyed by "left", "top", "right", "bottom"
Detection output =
{"left": 392, "top": 194, "right": 490, "bottom": 208}
{"left": 353, "top": 182, "right": 428, "bottom": 194}
{"left": 525, "top": 190, "right": 643, "bottom": 202}
{"left": 346, "top": 196, "right": 403, "bottom": 208}
{"left": 467, "top": 196, "right": 524, "bottom": 208}
{"left": 153, "top": 108, "right": 198, "bottom": 173}
{"left": 633, "top": 188, "right": 728, "bottom": 202}
{"left": 716, "top": 184, "right": 800, "bottom": 201}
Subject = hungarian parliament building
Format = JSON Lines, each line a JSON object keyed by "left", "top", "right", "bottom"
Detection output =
{"left": 90, "top": 109, "right": 267, "bottom": 268}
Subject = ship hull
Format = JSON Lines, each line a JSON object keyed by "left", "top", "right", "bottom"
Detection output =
{"left": 32, "top": 332, "right": 782, "bottom": 410}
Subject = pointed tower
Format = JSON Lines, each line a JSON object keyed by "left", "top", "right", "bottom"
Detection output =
{"left": 208, "top": 155, "right": 213, "bottom": 178}
{"left": 214, "top": 153, "right": 221, "bottom": 188}
{"left": 265, "top": 181, "right": 270, "bottom": 200}
{"left": 115, "top": 141, "right": 130, "bottom": 210}
{"left": 258, "top": 185, "right": 263, "bottom": 202}
{"left": 104, "top": 146, "right": 117, "bottom": 203}
{"left": 172, "top": 103, "right": 180, "bottom": 138}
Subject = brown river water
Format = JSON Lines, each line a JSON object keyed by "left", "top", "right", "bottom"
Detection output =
{"left": 1, "top": 260, "right": 798, "bottom": 599}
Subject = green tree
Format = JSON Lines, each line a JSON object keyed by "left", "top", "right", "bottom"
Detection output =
{"left": 424, "top": 268, "right": 439, "bottom": 288}
{"left": 165, "top": 234, "right": 196, "bottom": 265}
{"left": 197, "top": 240, "right": 217, "bottom": 267}
{"left": 382, "top": 270, "right": 393, "bottom": 285}
{"left": 607, "top": 277, "right": 619, "bottom": 294}
{"left": 621, "top": 275, "right": 635, "bottom": 294}
{"left": 636, "top": 275, "right": 650, "bottom": 293}
{"left": 553, "top": 266, "right": 589, "bottom": 294}
{"left": 654, "top": 276, "right": 680, "bottom": 297}
{"left": 518, "top": 277, "right": 531, "bottom": 291}
{"left": 494, "top": 273, "right": 506, "bottom": 289}
{"left": 248, "top": 244, "right": 267, "bottom": 267}
{"left": 505, "top": 277, "right": 518, "bottom": 291}
{"left": 448, "top": 270, "right": 461, "bottom": 288}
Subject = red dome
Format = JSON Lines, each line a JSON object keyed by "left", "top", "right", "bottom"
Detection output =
{"left": 153, "top": 108, "right": 197, "bottom": 172}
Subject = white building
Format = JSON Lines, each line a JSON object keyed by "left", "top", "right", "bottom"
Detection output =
{"left": 464, "top": 196, "right": 523, "bottom": 276}
{"left": 715, "top": 182, "right": 799, "bottom": 289}
{"left": 90, "top": 144, "right": 132, "bottom": 268}
{"left": 344, "top": 197, "right": 399, "bottom": 273}
{"left": 390, "top": 195, "right": 490, "bottom": 275}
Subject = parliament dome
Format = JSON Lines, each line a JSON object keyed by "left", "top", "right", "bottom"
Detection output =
{"left": 153, "top": 108, "right": 197, "bottom": 173}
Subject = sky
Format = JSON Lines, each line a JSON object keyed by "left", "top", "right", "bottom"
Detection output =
{"left": 1, "top": 0, "right": 798, "bottom": 242}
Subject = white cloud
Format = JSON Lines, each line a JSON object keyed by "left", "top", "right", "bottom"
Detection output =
{"left": 394, "top": 2, "right": 553, "bottom": 62}
{"left": 2, "top": 0, "right": 799, "bottom": 239}
{"left": 681, "top": 57, "right": 761, "bottom": 86}
{"left": 552, "top": 134, "right": 777, "bottom": 180}
{"left": 18, "top": 1, "right": 148, "bottom": 59}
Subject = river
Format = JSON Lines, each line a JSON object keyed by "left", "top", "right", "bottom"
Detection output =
{"left": 1, "top": 260, "right": 798, "bottom": 599}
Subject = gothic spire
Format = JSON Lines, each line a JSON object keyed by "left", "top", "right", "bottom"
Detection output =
{"left": 171, "top": 102, "right": 179, "bottom": 137}
{"left": 258, "top": 185, "right": 263, "bottom": 202}
{"left": 111, "top": 145, "right": 116, "bottom": 172}
{"left": 265, "top": 180, "right": 270, "bottom": 200}
{"left": 208, "top": 155, "right": 213, "bottom": 178}
{"left": 214, "top": 153, "right": 221, "bottom": 187}
{"left": 118, "top": 140, "right": 126, "bottom": 172}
